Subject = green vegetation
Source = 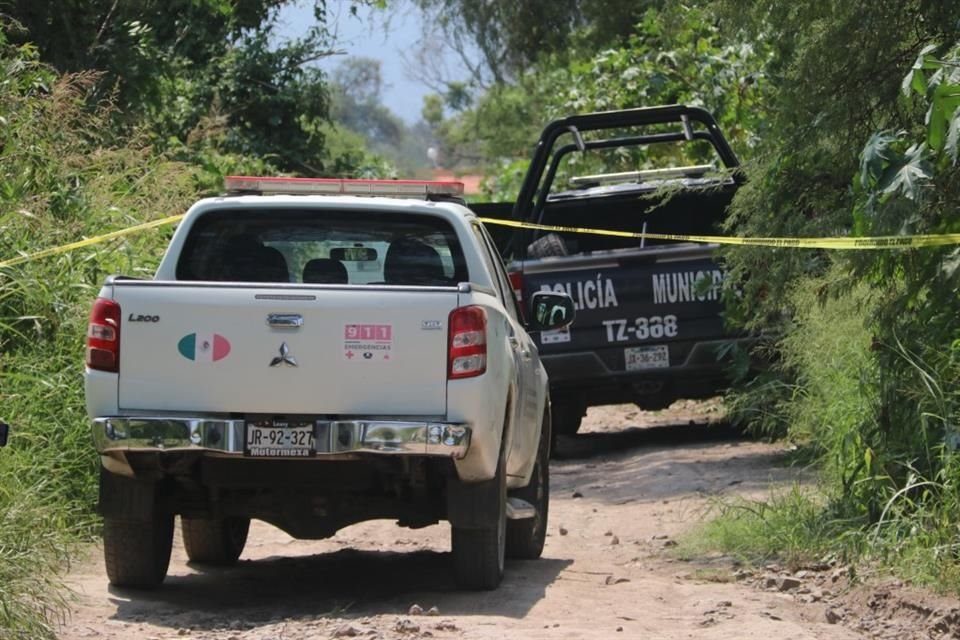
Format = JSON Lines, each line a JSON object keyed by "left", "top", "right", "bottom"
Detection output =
{"left": 326, "top": 56, "right": 436, "bottom": 176}
{"left": 422, "top": 0, "right": 960, "bottom": 593}
{"left": 0, "top": 3, "right": 389, "bottom": 634}
{"left": 2, "top": 0, "right": 960, "bottom": 633}
{"left": 0, "top": 32, "right": 202, "bottom": 636}
{"left": 421, "top": 4, "right": 769, "bottom": 197}
{"left": 681, "top": 487, "right": 838, "bottom": 570}
{"left": 706, "top": 1, "right": 960, "bottom": 590}
{"left": 0, "top": 480, "right": 75, "bottom": 638}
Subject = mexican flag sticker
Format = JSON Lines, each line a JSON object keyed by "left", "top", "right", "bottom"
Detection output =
{"left": 177, "top": 333, "right": 231, "bottom": 362}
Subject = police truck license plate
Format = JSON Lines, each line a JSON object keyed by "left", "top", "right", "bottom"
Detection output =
{"left": 245, "top": 421, "right": 315, "bottom": 457}
{"left": 624, "top": 345, "right": 669, "bottom": 370}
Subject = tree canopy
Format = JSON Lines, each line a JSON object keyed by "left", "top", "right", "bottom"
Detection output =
{"left": 3, "top": 0, "right": 375, "bottom": 174}
{"left": 414, "top": 0, "right": 662, "bottom": 84}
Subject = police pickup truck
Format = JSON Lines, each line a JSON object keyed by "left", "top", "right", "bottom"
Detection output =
{"left": 85, "top": 177, "right": 573, "bottom": 590}
{"left": 475, "top": 105, "right": 749, "bottom": 437}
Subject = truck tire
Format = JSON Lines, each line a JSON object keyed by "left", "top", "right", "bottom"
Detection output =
{"left": 103, "top": 514, "right": 174, "bottom": 589}
{"left": 526, "top": 233, "right": 568, "bottom": 258}
{"left": 451, "top": 452, "right": 506, "bottom": 590}
{"left": 182, "top": 516, "right": 250, "bottom": 566}
{"left": 552, "top": 400, "right": 585, "bottom": 437}
{"left": 506, "top": 409, "right": 550, "bottom": 559}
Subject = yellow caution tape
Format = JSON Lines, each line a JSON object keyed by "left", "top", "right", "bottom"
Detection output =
{"left": 0, "top": 214, "right": 185, "bottom": 269}
{"left": 478, "top": 218, "right": 960, "bottom": 250}
{"left": 3, "top": 212, "right": 960, "bottom": 270}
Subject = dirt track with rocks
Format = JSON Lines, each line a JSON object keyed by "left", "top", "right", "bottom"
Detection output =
{"left": 60, "top": 402, "right": 960, "bottom": 639}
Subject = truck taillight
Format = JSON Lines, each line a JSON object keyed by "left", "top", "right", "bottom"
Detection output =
{"left": 448, "top": 306, "right": 487, "bottom": 379}
{"left": 508, "top": 271, "right": 527, "bottom": 321}
{"left": 86, "top": 298, "right": 121, "bottom": 373}
{"left": 508, "top": 271, "right": 524, "bottom": 303}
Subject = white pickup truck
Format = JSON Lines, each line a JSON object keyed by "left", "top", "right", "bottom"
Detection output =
{"left": 85, "top": 177, "right": 574, "bottom": 590}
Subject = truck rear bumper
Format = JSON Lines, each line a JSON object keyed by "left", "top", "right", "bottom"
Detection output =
{"left": 541, "top": 337, "right": 757, "bottom": 409}
{"left": 92, "top": 417, "right": 471, "bottom": 459}
{"left": 542, "top": 337, "right": 754, "bottom": 382}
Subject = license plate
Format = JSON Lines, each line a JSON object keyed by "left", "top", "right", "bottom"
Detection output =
{"left": 245, "top": 420, "right": 315, "bottom": 457}
{"left": 624, "top": 345, "right": 669, "bottom": 371}
{"left": 540, "top": 326, "right": 571, "bottom": 344}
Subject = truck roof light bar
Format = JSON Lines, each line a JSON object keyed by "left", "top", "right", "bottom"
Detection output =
{"left": 225, "top": 176, "right": 465, "bottom": 198}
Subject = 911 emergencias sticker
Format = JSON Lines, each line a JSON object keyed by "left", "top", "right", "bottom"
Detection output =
{"left": 343, "top": 324, "right": 392, "bottom": 361}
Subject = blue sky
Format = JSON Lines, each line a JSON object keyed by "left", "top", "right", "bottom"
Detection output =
{"left": 276, "top": 1, "right": 466, "bottom": 124}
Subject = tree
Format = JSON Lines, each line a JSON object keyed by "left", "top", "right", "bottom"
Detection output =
{"left": 2, "top": 1, "right": 384, "bottom": 174}
{"left": 4, "top": 1, "right": 306, "bottom": 110}
{"left": 329, "top": 57, "right": 404, "bottom": 146}
{"left": 413, "top": 0, "right": 660, "bottom": 85}
{"left": 421, "top": 5, "right": 769, "bottom": 190}
{"left": 717, "top": 0, "right": 960, "bottom": 328}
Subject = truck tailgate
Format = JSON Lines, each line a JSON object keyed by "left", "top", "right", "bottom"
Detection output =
{"left": 520, "top": 244, "right": 725, "bottom": 368}
{"left": 113, "top": 283, "right": 458, "bottom": 415}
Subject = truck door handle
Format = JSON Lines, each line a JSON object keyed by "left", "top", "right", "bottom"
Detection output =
{"left": 267, "top": 313, "right": 303, "bottom": 328}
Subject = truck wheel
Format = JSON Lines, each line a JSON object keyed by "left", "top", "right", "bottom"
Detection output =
{"left": 506, "top": 410, "right": 550, "bottom": 559}
{"left": 451, "top": 453, "right": 506, "bottom": 590}
{"left": 552, "top": 400, "right": 585, "bottom": 437}
{"left": 103, "top": 514, "right": 174, "bottom": 589}
{"left": 526, "top": 233, "right": 568, "bottom": 258}
{"left": 182, "top": 516, "right": 250, "bottom": 566}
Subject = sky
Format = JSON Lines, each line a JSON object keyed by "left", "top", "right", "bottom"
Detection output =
{"left": 276, "top": 1, "right": 467, "bottom": 124}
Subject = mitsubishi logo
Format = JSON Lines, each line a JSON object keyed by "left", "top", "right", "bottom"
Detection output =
{"left": 269, "top": 342, "right": 298, "bottom": 367}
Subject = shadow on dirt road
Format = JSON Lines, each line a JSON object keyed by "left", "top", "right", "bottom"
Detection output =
{"left": 105, "top": 548, "right": 571, "bottom": 631}
{"left": 549, "top": 421, "right": 790, "bottom": 508}
{"left": 101, "top": 419, "right": 748, "bottom": 631}
{"left": 65, "top": 407, "right": 813, "bottom": 640}
{"left": 554, "top": 420, "right": 744, "bottom": 460}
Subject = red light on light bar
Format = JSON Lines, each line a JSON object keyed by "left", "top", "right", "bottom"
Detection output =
{"left": 224, "top": 176, "right": 464, "bottom": 198}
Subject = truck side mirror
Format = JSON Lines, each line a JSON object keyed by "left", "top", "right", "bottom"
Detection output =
{"left": 528, "top": 291, "right": 576, "bottom": 332}
{"left": 0, "top": 421, "right": 9, "bottom": 447}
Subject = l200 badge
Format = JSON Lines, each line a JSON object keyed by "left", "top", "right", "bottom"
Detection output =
{"left": 178, "top": 333, "right": 231, "bottom": 362}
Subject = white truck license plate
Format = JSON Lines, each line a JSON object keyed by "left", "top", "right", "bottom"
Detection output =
{"left": 245, "top": 421, "right": 315, "bottom": 457}
{"left": 624, "top": 345, "right": 669, "bottom": 370}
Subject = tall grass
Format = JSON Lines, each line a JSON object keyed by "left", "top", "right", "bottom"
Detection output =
{"left": 681, "top": 486, "right": 847, "bottom": 569}
{"left": 0, "top": 476, "right": 74, "bottom": 638}
{"left": 695, "top": 265, "right": 960, "bottom": 591}
{"left": 777, "top": 272, "right": 879, "bottom": 501}
{"left": 0, "top": 37, "right": 206, "bottom": 636}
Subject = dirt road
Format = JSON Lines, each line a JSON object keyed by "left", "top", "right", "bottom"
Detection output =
{"left": 59, "top": 403, "right": 934, "bottom": 640}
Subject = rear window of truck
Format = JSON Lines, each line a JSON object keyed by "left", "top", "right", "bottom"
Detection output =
{"left": 518, "top": 116, "right": 740, "bottom": 257}
{"left": 176, "top": 209, "right": 468, "bottom": 286}
{"left": 528, "top": 132, "right": 736, "bottom": 257}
